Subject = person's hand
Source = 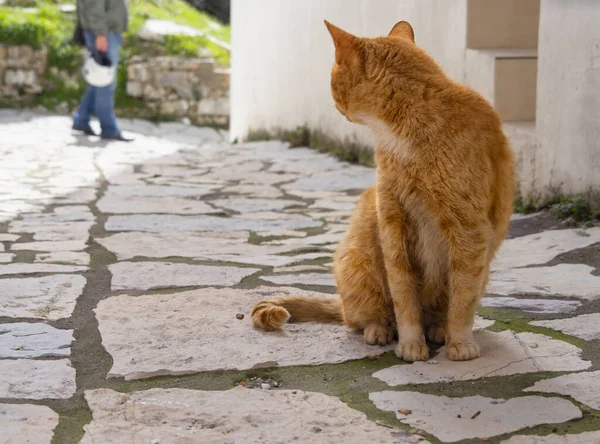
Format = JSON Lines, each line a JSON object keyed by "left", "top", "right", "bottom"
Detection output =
{"left": 96, "top": 35, "right": 108, "bottom": 53}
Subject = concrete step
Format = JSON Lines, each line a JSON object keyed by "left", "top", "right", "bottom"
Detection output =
{"left": 466, "top": 48, "right": 538, "bottom": 121}
{"left": 467, "top": 0, "right": 540, "bottom": 49}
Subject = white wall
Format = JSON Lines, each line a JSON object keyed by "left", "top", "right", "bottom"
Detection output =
{"left": 534, "top": 0, "right": 600, "bottom": 203}
{"left": 230, "top": 0, "right": 468, "bottom": 145}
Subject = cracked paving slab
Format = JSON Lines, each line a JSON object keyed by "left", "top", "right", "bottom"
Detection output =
{"left": 82, "top": 387, "right": 425, "bottom": 444}
{"left": 373, "top": 330, "right": 590, "bottom": 386}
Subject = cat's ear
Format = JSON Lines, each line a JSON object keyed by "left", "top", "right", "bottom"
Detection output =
{"left": 388, "top": 21, "right": 415, "bottom": 42}
{"left": 324, "top": 20, "right": 360, "bottom": 64}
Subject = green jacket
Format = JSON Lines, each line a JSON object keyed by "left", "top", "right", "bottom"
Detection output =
{"left": 77, "top": 0, "right": 129, "bottom": 36}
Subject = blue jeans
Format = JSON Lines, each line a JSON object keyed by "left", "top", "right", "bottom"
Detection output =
{"left": 73, "top": 30, "right": 122, "bottom": 137}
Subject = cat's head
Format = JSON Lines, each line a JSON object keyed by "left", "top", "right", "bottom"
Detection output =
{"left": 325, "top": 20, "right": 439, "bottom": 127}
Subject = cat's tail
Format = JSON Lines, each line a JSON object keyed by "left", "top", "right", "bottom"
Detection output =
{"left": 251, "top": 296, "right": 343, "bottom": 331}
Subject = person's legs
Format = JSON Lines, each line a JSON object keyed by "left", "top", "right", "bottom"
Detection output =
{"left": 95, "top": 32, "right": 122, "bottom": 138}
{"left": 72, "top": 30, "right": 97, "bottom": 132}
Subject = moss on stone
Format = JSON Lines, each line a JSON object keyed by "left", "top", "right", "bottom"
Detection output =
{"left": 246, "top": 126, "right": 375, "bottom": 168}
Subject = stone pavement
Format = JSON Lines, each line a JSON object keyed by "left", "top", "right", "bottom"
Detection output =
{"left": 0, "top": 110, "right": 599, "bottom": 443}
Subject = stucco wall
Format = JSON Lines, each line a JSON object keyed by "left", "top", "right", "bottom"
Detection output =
{"left": 534, "top": 0, "right": 600, "bottom": 204}
{"left": 230, "top": 0, "right": 467, "bottom": 145}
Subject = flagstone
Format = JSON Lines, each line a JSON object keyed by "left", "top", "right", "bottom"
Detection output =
{"left": 502, "top": 431, "right": 600, "bottom": 443}
{"left": 481, "top": 297, "right": 581, "bottom": 314}
{"left": 283, "top": 169, "right": 375, "bottom": 192}
{"left": 0, "top": 275, "right": 86, "bottom": 320}
{"left": 493, "top": 228, "right": 600, "bottom": 271}
{"left": 0, "top": 404, "right": 58, "bottom": 444}
{"left": 531, "top": 313, "right": 600, "bottom": 340}
{"left": 0, "top": 253, "right": 14, "bottom": 263}
{"left": 0, "top": 359, "right": 76, "bottom": 399}
{"left": 109, "top": 261, "right": 260, "bottom": 290}
{"left": 81, "top": 388, "right": 423, "bottom": 444}
{"left": 370, "top": 391, "right": 581, "bottom": 442}
{"left": 11, "top": 240, "right": 88, "bottom": 251}
{"left": 524, "top": 371, "right": 600, "bottom": 409}
{"left": 105, "top": 214, "right": 321, "bottom": 232}
{"left": 35, "top": 251, "right": 90, "bottom": 265}
{"left": 195, "top": 252, "right": 331, "bottom": 267}
{"left": 212, "top": 198, "right": 303, "bottom": 213}
{"left": 0, "top": 323, "right": 74, "bottom": 358}
{"left": 488, "top": 264, "right": 600, "bottom": 299}
{"left": 261, "top": 272, "right": 336, "bottom": 287}
{"left": 97, "top": 194, "right": 219, "bottom": 214}
{"left": 373, "top": 330, "right": 590, "bottom": 386}
{"left": 0, "top": 263, "right": 87, "bottom": 276}
{"left": 95, "top": 287, "right": 393, "bottom": 380}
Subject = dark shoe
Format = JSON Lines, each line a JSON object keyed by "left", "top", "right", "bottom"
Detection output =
{"left": 100, "top": 133, "right": 135, "bottom": 142}
{"left": 72, "top": 124, "right": 97, "bottom": 136}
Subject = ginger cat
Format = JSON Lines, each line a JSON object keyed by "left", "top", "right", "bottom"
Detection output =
{"left": 251, "top": 20, "right": 514, "bottom": 362}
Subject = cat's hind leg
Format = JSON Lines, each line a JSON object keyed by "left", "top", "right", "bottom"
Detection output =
{"left": 334, "top": 187, "right": 395, "bottom": 346}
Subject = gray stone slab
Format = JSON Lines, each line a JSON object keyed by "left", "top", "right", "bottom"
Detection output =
{"left": 481, "top": 297, "right": 581, "bottom": 314}
{"left": 97, "top": 194, "right": 219, "bottom": 214}
{"left": 0, "top": 323, "right": 74, "bottom": 358}
{"left": 0, "top": 234, "right": 20, "bottom": 241}
{"left": 493, "top": 227, "right": 600, "bottom": 271}
{"left": 221, "top": 184, "right": 284, "bottom": 198}
{"left": 81, "top": 388, "right": 423, "bottom": 444}
{"left": 0, "top": 263, "right": 87, "bottom": 276}
{"left": 266, "top": 232, "right": 344, "bottom": 246}
{"left": 283, "top": 169, "right": 375, "bottom": 192}
{"left": 195, "top": 252, "right": 331, "bottom": 267}
{"left": 261, "top": 272, "right": 336, "bottom": 287}
{"left": 109, "top": 262, "right": 260, "bottom": 290}
{"left": 96, "top": 231, "right": 252, "bottom": 260}
{"left": 0, "top": 403, "right": 58, "bottom": 444}
{"left": 95, "top": 287, "right": 393, "bottom": 380}
{"left": 105, "top": 184, "right": 214, "bottom": 198}
{"left": 524, "top": 371, "right": 600, "bottom": 410}
{"left": 373, "top": 331, "right": 590, "bottom": 386}
{"left": 502, "top": 431, "right": 600, "bottom": 443}
{"left": 105, "top": 214, "right": 322, "bottom": 232}
{"left": 11, "top": 240, "right": 88, "bottom": 252}
{"left": 35, "top": 251, "right": 90, "bottom": 265}
{"left": 9, "top": 221, "right": 93, "bottom": 241}
{"left": 0, "top": 359, "right": 76, "bottom": 399}
{"left": 0, "top": 253, "right": 14, "bottom": 263}
{"left": 489, "top": 264, "right": 600, "bottom": 300}
{"left": 212, "top": 198, "right": 303, "bottom": 213}
{"left": 531, "top": 313, "right": 600, "bottom": 340}
{"left": 370, "top": 391, "right": 581, "bottom": 442}
{"left": 0, "top": 275, "right": 86, "bottom": 320}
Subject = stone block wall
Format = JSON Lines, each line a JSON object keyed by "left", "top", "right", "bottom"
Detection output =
{"left": 0, "top": 44, "right": 47, "bottom": 98}
{"left": 127, "top": 55, "right": 230, "bottom": 126}
{"left": 0, "top": 43, "right": 230, "bottom": 126}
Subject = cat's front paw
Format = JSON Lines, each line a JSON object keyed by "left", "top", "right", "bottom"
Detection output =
{"left": 395, "top": 342, "right": 429, "bottom": 361}
{"left": 445, "top": 341, "right": 480, "bottom": 361}
{"left": 364, "top": 323, "right": 395, "bottom": 346}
